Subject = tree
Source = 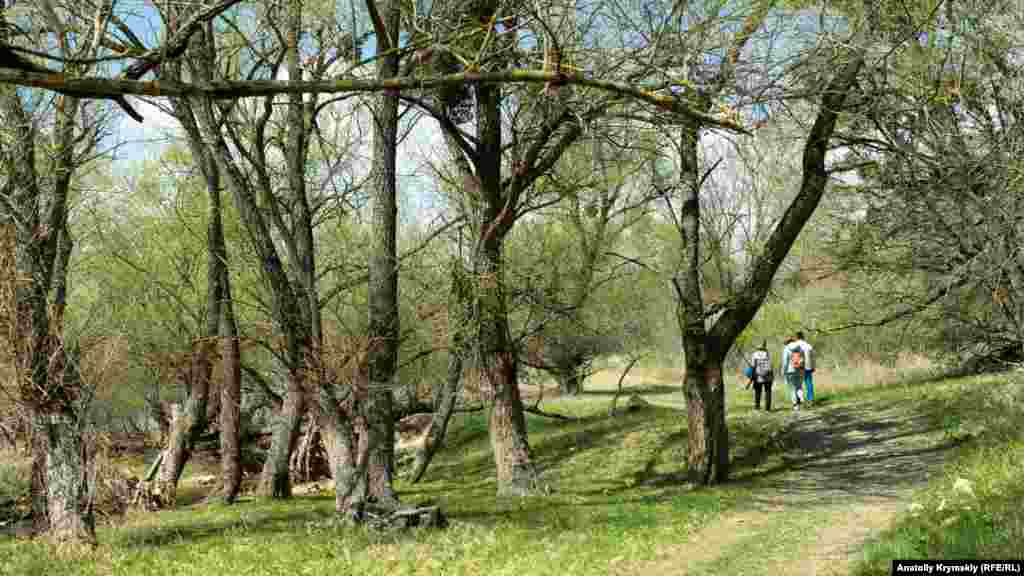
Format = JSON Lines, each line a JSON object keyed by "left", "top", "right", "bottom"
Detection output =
{"left": 364, "top": 0, "right": 402, "bottom": 507}
{"left": 156, "top": 0, "right": 329, "bottom": 500}
{"left": 0, "top": 0, "right": 117, "bottom": 543}
{"left": 146, "top": 14, "right": 245, "bottom": 505}
{"left": 512, "top": 136, "right": 659, "bottom": 396}
{"left": 823, "top": 5, "right": 1024, "bottom": 369}
{"left": 640, "top": 1, "right": 868, "bottom": 484}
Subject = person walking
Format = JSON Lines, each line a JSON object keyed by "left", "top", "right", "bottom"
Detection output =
{"left": 749, "top": 342, "right": 774, "bottom": 411}
{"left": 782, "top": 336, "right": 806, "bottom": 411}
{"left": 794, "top": 331, "right": 815, "bottom": 403}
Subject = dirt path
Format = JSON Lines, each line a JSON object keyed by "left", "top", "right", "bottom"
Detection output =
{"left": 631, "top": 400, "right": 957, "bottom": 576}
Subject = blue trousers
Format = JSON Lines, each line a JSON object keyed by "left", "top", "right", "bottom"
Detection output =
{"left": 786, "top": 371, "right": 804, "bottom": 405}
{"left": 804, "top": 370, "right": 814, "bottom": 401}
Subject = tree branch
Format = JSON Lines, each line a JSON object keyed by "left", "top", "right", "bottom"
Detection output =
{"left": 709, "top": 51, "right": 866, "bottom": 351}
{"left": 120, "top": 0, "right": 247, "bottom": 80}
{"left": 0, "top": 68, "right": 750, "bottom": 131}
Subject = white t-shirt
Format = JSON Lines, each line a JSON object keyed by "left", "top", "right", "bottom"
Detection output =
{"left": 794, "top": 339, "right": 814, "bottom": 371}
{"left": 783, "top": 342, "right": 805, "bottom": 373}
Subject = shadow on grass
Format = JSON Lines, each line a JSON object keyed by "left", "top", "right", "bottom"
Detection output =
{"left": 112, "top": 505, "right": 338, "bottom": 549}
{"left": 580, "top": 384, "right": 680, "bottom": 397}
{"left": 529, "top": 407, "right": 681, "bottom": 472}
{"left": 110, "top": 380, "right": 985, "bottom": 549}
{"left": 730, "top": 403, "right": 959, "bottom": 503}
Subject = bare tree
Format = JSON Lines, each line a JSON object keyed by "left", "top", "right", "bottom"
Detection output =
{"left": 637, "top": 1, "right": 869, "bottom": 484}
{"left": 823, "top": 6, "right": 1024, "bottom": 370}
{"left": 0, "top": 0, "right": 118, "bottom": 544}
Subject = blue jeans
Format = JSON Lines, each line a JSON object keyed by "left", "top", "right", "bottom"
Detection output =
{"left": 786, "top": 371, "right": 804, "bottom": 405}
{"left": 804, "top": 370, "right": 814, "bottom": 401}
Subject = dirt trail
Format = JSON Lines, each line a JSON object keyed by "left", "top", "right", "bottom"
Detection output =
{"left": 631, "top": 400, "right": 956, "bottom": 576}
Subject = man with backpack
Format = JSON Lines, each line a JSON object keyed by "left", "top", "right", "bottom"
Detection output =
{"left": 749, "top": 342, "right": 774, "bottom": 411}
{"left": 794, "top": 331, "right": 815, "bottom": 403}
{"left": 782, "top": 336, "right": 806, "bottom": 411}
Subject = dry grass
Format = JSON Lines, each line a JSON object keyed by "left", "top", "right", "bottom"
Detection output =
{"left": 585, "top": 367, "right": 683, "bottom": 389}
{"left": 811, "top": 353, "right": 936, "bottom": 397}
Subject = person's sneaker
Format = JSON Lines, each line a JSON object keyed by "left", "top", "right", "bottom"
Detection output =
{"left": 793, "top": 404, "right": 800, "bottom": 411}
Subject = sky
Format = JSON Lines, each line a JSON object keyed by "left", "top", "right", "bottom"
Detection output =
{"left": 87, "top": 0, "right": 844, "bottom": 221}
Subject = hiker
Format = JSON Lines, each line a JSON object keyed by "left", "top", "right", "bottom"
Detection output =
{"left": 782, "top": 336, "right": 806, "bottom": 411}
{"left": 794, "top": 331, "right": 815, "bottom": 403}
{"left": 750, "top": 341, "right": 774, "bottom": 411}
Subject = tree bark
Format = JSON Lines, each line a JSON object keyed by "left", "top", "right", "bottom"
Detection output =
{"left": 43, "top": 398, "right": 95, "bottom": 544}
{"left": 474, "top": 68, "right": 538, "bottom": 495}
{"left": 30, "top": 418, "right": 48, "bottom": 535}
{"left": 315, "top": 383, "right": 366, "bottom": 515}
{"left": 259, "top": 370, "right": 307, "bottom": 498}
{"left": 154, "top": 341, "right": 213, "bottom": 507}
{"left": 218, "top": 270, "right": 242, "bottom": 502}
{"left": 0, "top": 70, "right": 745, "bottom": 131}
{"left": 2, "top": 46, "right": 96, "bottom": 540}
{"left": 556, "top": 360, "right": 584, "bottom": 396}
{"left": 170, "top": 2, "right": 318, "bottom": 501}
{"left": 151, "top": 19, "right": 233, "bottom": 506}
{"left": 255, "top": 0, "right": 321, "bottom": 501}
{"left": 676, "top": 118, "right": 731, "bottom": 485}
{"left": 477, "top": 238, "right": 536, "bottom": 496}
{"left": 365, "top": 0, "right": 401, "bottom": 508}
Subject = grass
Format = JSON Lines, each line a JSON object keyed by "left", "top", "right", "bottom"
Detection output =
{"left": 0, "top": 452, "right": 27, "bottom": 502}
{"left": 3, "top": 362, "right": 1021, "bottom": 575}
{"left": 0, "top": 385, "right": 763, "bottom": 576}
{"left": 849, "top": 374, "right": 1024, "bottom": 574}
{"left": 1, "top": 448, "right": 29, "bottom": 527}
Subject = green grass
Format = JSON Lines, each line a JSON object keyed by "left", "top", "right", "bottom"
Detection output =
{"left": 0, "top": 392, "right": 763, "bottom": 576}
{"left": 850, "top": 374, "right": 1024, "bottom": 574}
{"left": 0, "top": 457, "right": 26, "bottom": 504}
{"left": 7, "top": 368, "right": 1021, "bottom": 575}
{"left": 1, "top": 450, "right": 29, "bottom": 526}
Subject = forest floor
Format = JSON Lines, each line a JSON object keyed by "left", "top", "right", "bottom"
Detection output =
{"left": 2, "top": 366, "right": 1020, "bottom": 576}
{"left": 627, "top": 398, "right": 956, "bottom": 576}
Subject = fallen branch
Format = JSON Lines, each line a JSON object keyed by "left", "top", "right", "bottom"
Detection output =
{"left": 524, "top": 406, "right": 575, "bottom": 421}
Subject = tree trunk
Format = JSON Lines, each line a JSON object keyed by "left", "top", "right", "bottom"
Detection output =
{"left": 556, "top": 361, "right": 583, "bottom": 396}
{"left": 259, "top": 370, "right": 306, "bottom": 498}
{"left": 365, "top": 0, "right": 401, "bottom": 508}
{"left": 315, "top": 385, "right": 366, "bottom": 516}
{"left": 30, "top": 418, "right": 48, "bottom": 535}
{"left": 43, "top": 411, "right": 94, "bottom": 544}
{"left": 155, "top": 342, "right": 213, "bottom": 507}
{"left": 674, "top": 119, "right": 731, "bottom": 485}
{"left": 477, "top": 240, "right": 536, "bottom": 496}
{"left": 2, "top": 76, "right": 96, "bottom": 542}
{"left": 683, "top": 361, "right": 729, "bottom": 484}
{"left": 471, "top": 41, "right": 537, "bottom": 493}
{"left": 218, "top": 275, "right": 242, "bottom": 502}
